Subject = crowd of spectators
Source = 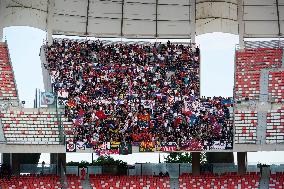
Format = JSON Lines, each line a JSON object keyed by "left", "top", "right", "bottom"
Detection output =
{"left": 45, "top": 39, "right": 233, "bottom": 150}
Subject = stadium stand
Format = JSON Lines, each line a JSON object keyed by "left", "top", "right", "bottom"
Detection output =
{"left": 66, "top": 174, "right": 83, "bottom": 189}
{"left": 0, "top": 108, "right": 74, "bottom": 144}
{"left": 234, "top": 110, "right": 258, "bottom": 144}
{"left": 44, "top": 39, "right": 233, "bottom": 150}
{"left": 269, "top": 173, "right": 284, "bottom": 189}
{"left": 179, "top": 172, "right": 260, "bottom": 189}
{"left": 0, "top": 174, "right": 62, "bottom": 189}
{"left": 269, "top": 70, "right": 284, "bottom": 103}
{"left": 0, "top": 42, "right": 18, "bottom": 101}
{"left": 235, "top": 48, "right": 283, "bottom": 101}
{"left": 266, "top": 107, "right": 284, "bottom": 144}
{"left": 89, "top": 175, "right": 170, "bottom": 189}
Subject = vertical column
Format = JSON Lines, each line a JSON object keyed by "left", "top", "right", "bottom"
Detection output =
{"left": 0, "top": 28, "right": 3, "bottom": 42}
{"left": 238, "top": 0, "right": 245, "bottom": 50}
{"left": 259, "top": 70, "right": 269, "bottom": 102}
{"left": 237, "top": 152, "right": 247, "bottom": 175}
{"left": 192, "top": 152, "right": 200, "bottom": 176}
{"left": 190, "top": 0, "right": 196, "bottom": 44}
{"left": 50, "top": 153, "right": 66, "bottom": 175}
{"left": 46, "top": 0, "right": 55, "bottom": 45}
{"left": 2, "top": 153, "right": 12, "bottom": 166}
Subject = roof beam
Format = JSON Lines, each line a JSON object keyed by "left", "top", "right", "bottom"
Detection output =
{"left": 276, "top": 0, "right": 281, "bottom": 36}
{"left": 120, "top": 0, "right": 125, "bottom": 37}
{"left": 46, "top": 0, "right": 55, "bottom": 45}
{"left": 237, "top": 0, "right": 244, "bottom": 49}
{"left": 85, "top": 0, "right": 90, "bottom": 36}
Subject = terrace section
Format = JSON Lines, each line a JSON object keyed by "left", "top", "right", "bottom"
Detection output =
{"left": 0, "top": 42, "right": 18, "bottom": 102}
{"left": 266, "top": 107, "right": 284, "bottom": 144}
{"left": 235, "top": 48, "right": 283, "bottom": 101}
{"left": 0, "top": 108, "right": 74, "bottom": 145}
{"left": 234, "top": 110, "right": 258, "bottom": 144}
{"left": 179, "top": 172, "right": 260, "bottom": 189}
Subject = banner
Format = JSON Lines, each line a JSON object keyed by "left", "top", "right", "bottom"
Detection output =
{"left": 158, "top": 142, "right": 178, "bottom": 152}
{"left": 119, "top": 142, "right": 132, "bottom": 155}
{"left": 110, "top": 142, "right": 121, "bottom": 149}
{"left": 41, "top": 92, "right": 55, "bottom": 105}
{"left": 76, "top": 141, "right": 86, "bottom": 150}
{"left": 66, "top": 141, "right": 76, "bottom": 152}
{"left": 139, "top": 141, "right": 155, "bottom": 152}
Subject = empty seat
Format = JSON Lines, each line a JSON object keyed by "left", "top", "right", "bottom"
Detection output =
{"left": 179, "top": 172, "right": 260, "bottom": 189}
{"left": 266, "top": 107, "right": 284, "bottom": 144}
{"left": 0, "top": 43, "right": 18, "bottom": 101}
{"left": 234, "top": 110, "right": 258, "bottom": 144}
{"left": 0, "top": 108, "right": 74, "bottom": 145}
{"left": 89, "top": 175, "right": 170, "bottom": 189}
{"left": 0, "top": 174, "right": 62, "bottom": 189}
{"left": 268, "top": 71, "right": 284, "bottom": 103}
{"left": 235, "top": 48, "right": 283, "bottom": 101}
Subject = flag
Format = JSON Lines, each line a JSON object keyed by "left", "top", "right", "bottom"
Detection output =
{"left": 139, "top": 141, "right": 155, "bottom": 152}
{"left": 110, "top": 142, "right": 121, "bottom": 149}
{"left": 66, "top": 141, "right": 76, "bottom": 152}
{"left": 76, "top": 141, "right": 86, "bottom": 150}
{"left": 41, "top": 92, "right": 55, "bottom": 105}
{"left": 98, "top": 142, "right": 110, "bottom": 150}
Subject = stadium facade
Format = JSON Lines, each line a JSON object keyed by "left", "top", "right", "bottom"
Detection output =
{"left": 0, "top": 0, "right": 284, "bottom": 188}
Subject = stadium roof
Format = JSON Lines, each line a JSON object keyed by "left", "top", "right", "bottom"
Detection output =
{"left": 0, "top": 0, "right": 283, "bottom": 39}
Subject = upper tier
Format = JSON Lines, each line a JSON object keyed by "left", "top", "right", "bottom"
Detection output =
{"left": 0, "top": 42, "right": 18, "bottom": 101}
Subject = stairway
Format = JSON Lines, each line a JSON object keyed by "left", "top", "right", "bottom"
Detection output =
{"left": 81, "top": 179, "right": 92, "bottom": 189}
{"left": 170, "top": 178, "right": 179, "bottom": 189}
{"left": 0, "top": 117, "right": 6, "bottom": 143}
{"left": 259, "top": 166, "right": 270, "bottom": 189}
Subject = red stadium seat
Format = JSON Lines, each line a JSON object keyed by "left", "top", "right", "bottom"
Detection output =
{"left": 0, "top": 43, "right": 18, "bottom": 100}
{"left": 266, "top": 107, "right": 284, "bottom": 144}
{"left": 235, "top": 48, "right": 283, "bottom": 101}
{"left": 89, "top": 175, "right": 170, "bottom": 189}
{"left": 234, "top": 110, "right": 258, "bottom": 144}
{"left": 1, "top": 109, "right": 74, "bottom": 144}
{"left": 179, "top": 172, "right": 260, "bottom": 189}
{"left": 0, "top": 174, "right": 62, "bottom": 189}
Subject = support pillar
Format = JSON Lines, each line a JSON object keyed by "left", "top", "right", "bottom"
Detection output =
{"left": 190, "top": 0, "right": 196, "bottom": 44}
{"left": 192, "top": 152, "right": 200, "bottom": 176}
{"left": 237, "top": 152, "right": 247, "bottom": 175}
{"left": 238, "top": 0, "right": 245, "bottom": 50}
{"left": 50, "top": 153, "right": 66, "bottom": 175}
{"left": 0, "top": 28, "right": 3, "bottom": 42}
{"left": 46, "top": 0, "right": 55, "bottom": 45}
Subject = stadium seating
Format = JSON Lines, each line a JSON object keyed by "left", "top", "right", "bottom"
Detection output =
{"left": 0, "top": 108, "right": 74, "bottom": 144}
{"left": 45, "top": 39, "right": 233, "bottom": 150}
{"left": 89, "top": 175, "right": 170, "bottom": 189}
{"left": 269, "top": 70, "right": 284, "bottom": 103}
{"left": 234, "top": 110, "right": 258, "bottom": 144}
{"left": 65, "top": 174, "right": 83, "bottom": 189}
{"left": 179, "top": 172, "right": 260, "bottom": 189}
{"left": 0, "top": 42, "right": 18, "bottom": 100}
{"left": 235, "top": 48, "right": 283, "bottom": 101}
{"left": 266, "top": 107, "right": 284, "bottom": 144}
{"left": 0, "top": 174, "right": 62, "bottom": 189}
{"left": 235, "top": 72, "right": 260, "bottom": 100}
{"left": 270, "top": 172, "right": 284, "bottom": 189}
